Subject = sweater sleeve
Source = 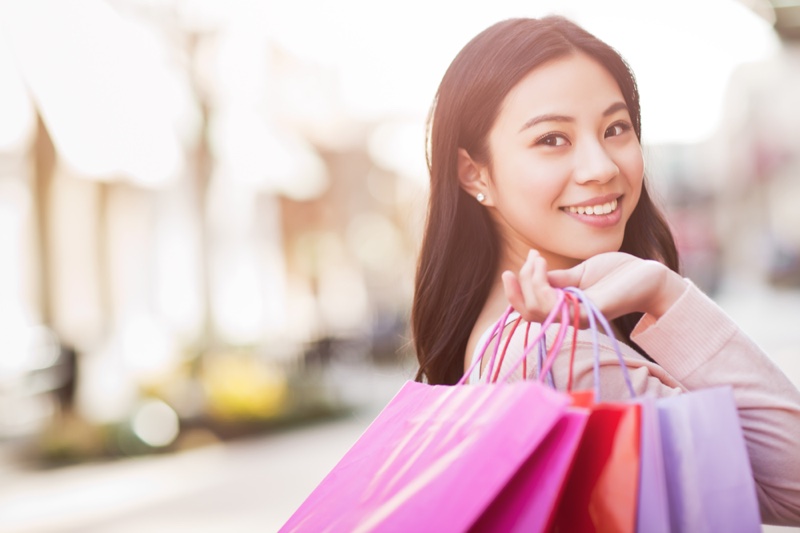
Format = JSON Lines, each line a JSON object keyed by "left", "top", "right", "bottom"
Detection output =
{"left": 631, "top": 280, "right": 800, "bottom": 526}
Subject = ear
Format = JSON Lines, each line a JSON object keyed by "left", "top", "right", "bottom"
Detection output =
{"left": 457, "top": 148, "right": 492, "bottom": 205}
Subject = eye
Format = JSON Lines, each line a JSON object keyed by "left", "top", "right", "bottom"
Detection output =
{"left": 604, "top": 122, "right": 632, "bottom": 138}
{"left": 536, "top": 133, "right": 569, "bottom": 147}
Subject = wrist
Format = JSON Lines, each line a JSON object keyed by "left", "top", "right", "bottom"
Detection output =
{"left": 649, "top": 265, "right": 688, "bottom": 319}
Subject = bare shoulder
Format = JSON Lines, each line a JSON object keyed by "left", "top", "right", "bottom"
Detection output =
{"left": 463, "top": 291, "right": 513, "bottom": 374}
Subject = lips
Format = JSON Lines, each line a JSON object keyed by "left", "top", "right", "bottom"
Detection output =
{"left": 560, "top": 194, "right": 623, "bottom": 228}
{"left": 560, "top": 194, "right": 621, "bottom": 216}
{"left": 563, "top": 198, "right": 617, "bottom": 216}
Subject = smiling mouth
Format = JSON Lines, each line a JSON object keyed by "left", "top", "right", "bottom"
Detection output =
{"left": 561, "top": 198, "right": 619, "bottom": 216}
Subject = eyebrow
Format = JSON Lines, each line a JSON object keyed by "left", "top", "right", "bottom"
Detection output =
{"left": 518, "top": 101, "right": 629, "bottom": 132}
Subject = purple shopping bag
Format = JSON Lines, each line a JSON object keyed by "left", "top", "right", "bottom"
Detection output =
{"left": 657, "top": 386, "right": 761, "bottom": 532}
{"left": 279, "top": 379, "right": 572, "bottom": 533}
{"left": 636, "top": 397, "right": 670, "bottom": 533}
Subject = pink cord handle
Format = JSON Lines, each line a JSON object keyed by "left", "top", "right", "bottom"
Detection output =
{"left": 457, "top": 287, "right": 638, "bottom": 402}
{"left": 564, "top": 287, "right": 636, "bottom": 400}
{"left": 458, "top": 290, "right": 567, "bottom": 386}
{"left": 497, "top": 296, "right": 570, "bottom": 384}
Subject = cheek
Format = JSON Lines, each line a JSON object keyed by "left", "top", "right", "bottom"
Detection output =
{"left": 492, "top": 165, "right": 564, "bottom": 211}
{"left": 620, "top": 146, "right": 644, "bottom": 192}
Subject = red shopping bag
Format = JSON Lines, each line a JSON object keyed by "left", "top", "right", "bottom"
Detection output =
{"left": 551, "top": 398, "right": 641, "bottom": 533}
{"left": 280, "top": 292, "right": 581, "bottom": 533}
{"left": 545, "top": 289, "right": 642, "bottom": 533}
{"left": 471, "top": 290, "right": 642, "bottom": 533}
{"left": 559, "top": 288, "right": 760, "bottom": 533}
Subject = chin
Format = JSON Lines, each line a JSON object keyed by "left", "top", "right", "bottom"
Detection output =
{"left": 570, "top": 241, "right": 623, "bottom": 262}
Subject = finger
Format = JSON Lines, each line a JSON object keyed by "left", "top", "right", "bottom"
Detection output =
{"left": 547, "top": 262, "right": 586, "bottom": 288}
{"left": 531, "top": 254, "right": 558, "bottom": 309}
{"left": 518, "top": 250, "right": 540, "bottom": 309}
{"left": 502, "top": 271, "right": 527, "bottom": 315}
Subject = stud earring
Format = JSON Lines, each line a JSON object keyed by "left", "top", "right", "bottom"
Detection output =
{"left": 476, "top": 193, "right": 486, "bottom": 203}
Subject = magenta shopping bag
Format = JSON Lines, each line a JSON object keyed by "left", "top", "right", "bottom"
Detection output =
{"left": 657, "top": 386, "right": 761, "bottom": 532}
{"left": 281, "top": 291, "right": 581, "bottom": 533}
{"left": 469, "top": 407, "right": 588, "bottom": 532}
{"left": 279, "top": 380, "right": 571, "bottom": 533}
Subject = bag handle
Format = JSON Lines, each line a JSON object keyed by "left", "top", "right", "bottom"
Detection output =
{"left": 458, "top": 289, "right": 567, "bottom": 386}
{"left": 490, "top": 292, "right": 581, "bottom": 385}
{"left": 563, "top": 292, "right": 581, "bottom": 391}
{"left": 496, "top": 295, "right": 572, "bottom": 384}
{"left": 556, "top": 287, "right": 636, "bottom": 401}
{"left": 527, "top": 288, "right": 636, "bottom": 402}
{"left": 489, "top": 314, "right": 524, "bottom": 383}
{"left": 459, "top": 287, "right": 637, "bottom": 401}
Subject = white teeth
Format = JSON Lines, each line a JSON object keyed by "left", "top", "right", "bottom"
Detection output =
{"left": 566, "top": 199, "right": 617, "bottom": 216}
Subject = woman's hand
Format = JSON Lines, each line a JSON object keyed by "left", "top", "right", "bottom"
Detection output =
{"left": 501, "top": 250, "right": 561, "bottom": 323}
{"left": 502, "top": 250, "right": 689, "bottom": 324}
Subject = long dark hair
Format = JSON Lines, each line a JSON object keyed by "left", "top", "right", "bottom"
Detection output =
{"left": 412, "top": 16, "right": 679, "bottom": 385}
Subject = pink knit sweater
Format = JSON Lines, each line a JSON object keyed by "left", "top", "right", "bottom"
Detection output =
{"left": 468, "top": 281, "right": 800, "bottom": 525}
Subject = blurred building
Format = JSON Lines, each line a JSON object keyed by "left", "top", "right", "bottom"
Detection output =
{"left": 707, "top": 0, "right": 800, "bottom": 287}
{"left": 0, "top": 0, "right": 424, "bottom": 459}
{"left": 0, "top": 0, "right": 798, "bottom": 463}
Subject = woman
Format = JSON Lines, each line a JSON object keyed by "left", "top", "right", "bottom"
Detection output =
{"left": 411, "top": 16, "right": 800, "bottom": 524}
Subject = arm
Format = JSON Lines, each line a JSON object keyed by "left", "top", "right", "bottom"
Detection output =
{"left": 503, "top": 249, "right": 800, "bottom": 525}
{"left": 632, "top": 281, "right": 800, "bottom": 526}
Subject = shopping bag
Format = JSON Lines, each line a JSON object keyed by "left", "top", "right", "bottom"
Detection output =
{"left": 465, "top": 292, "right": 592, "bottom": 533}
{"left": 476, "top": 290, "right": 642, "bottom": 533}
{"left": 279, "top": 380, "right": 571, "bottom": 533}
{"left": 469, "top": 406, "right": 589, "bottom": 532}
{"left": 636, "top": 397, "right": 671, "bottom": 533}
{"left": 550, "top": 399, "right": 641, "bottom": 533}
{"left": 562, "top": 288, "right": 761, "bottom": 533}
{"left": 657, "top": 386, "right": 761, "bottom": 532}
{"left": 538, "top": 288, "right": 642, "bottom": 533}
{"left": 280, "top": 291, "right": 579, "bottom": 533}
{"left": 566, "top": 289, "right": 671, "bottom": 533}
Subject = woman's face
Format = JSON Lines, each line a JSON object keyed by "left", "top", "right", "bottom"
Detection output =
{"left": 481, "top": 52, "right": 644, "bottom": 270}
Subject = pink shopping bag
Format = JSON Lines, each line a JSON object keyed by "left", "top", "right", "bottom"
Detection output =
{"left": 469, "top": 406, "right": 589, "bottom": 532}
{"left": 469, "top": 293, "right": 594, "bottom": 532}
{"left": 280, "top": 292, "right": 580, "bottom": 533}
{"left": 279, "top": 380, "right": 570, "bottom": 533}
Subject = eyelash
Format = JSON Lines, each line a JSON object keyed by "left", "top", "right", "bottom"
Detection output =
{"left": 534, "top": 121, "right": 632, "bottom": 147}
{"left": 605, "top": 121, "right": 632, "bottom": 137}
{"left": 535, "top": 133, "right": 568, "bottom": 147}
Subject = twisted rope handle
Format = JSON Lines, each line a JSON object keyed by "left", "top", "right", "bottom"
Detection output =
{"left": 458, "top": 287, "right": 637, "bottom": 402}
{"left": 562, "top": 287, "right": 636, "bottom": 401}
{"left": 458, "top": 289, "right": 567, "bottom": 386}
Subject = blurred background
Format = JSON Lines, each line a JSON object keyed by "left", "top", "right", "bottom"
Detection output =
{"left": 1, "top": 0, "right": 799, "bottom": 531}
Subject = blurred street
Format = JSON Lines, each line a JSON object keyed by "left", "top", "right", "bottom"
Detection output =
{"left": 1, "top": 1, "right": 800, "bottom": 532}
{"left": 0, "top": 362, "right": 411, "bottom": 533}
{"left": 1, "top": 277, "right": 800, "bottom": 533}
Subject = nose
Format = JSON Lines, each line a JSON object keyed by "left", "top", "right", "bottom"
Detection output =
{"left": 573, "top": 140, "right": 619, "bottom": 185}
